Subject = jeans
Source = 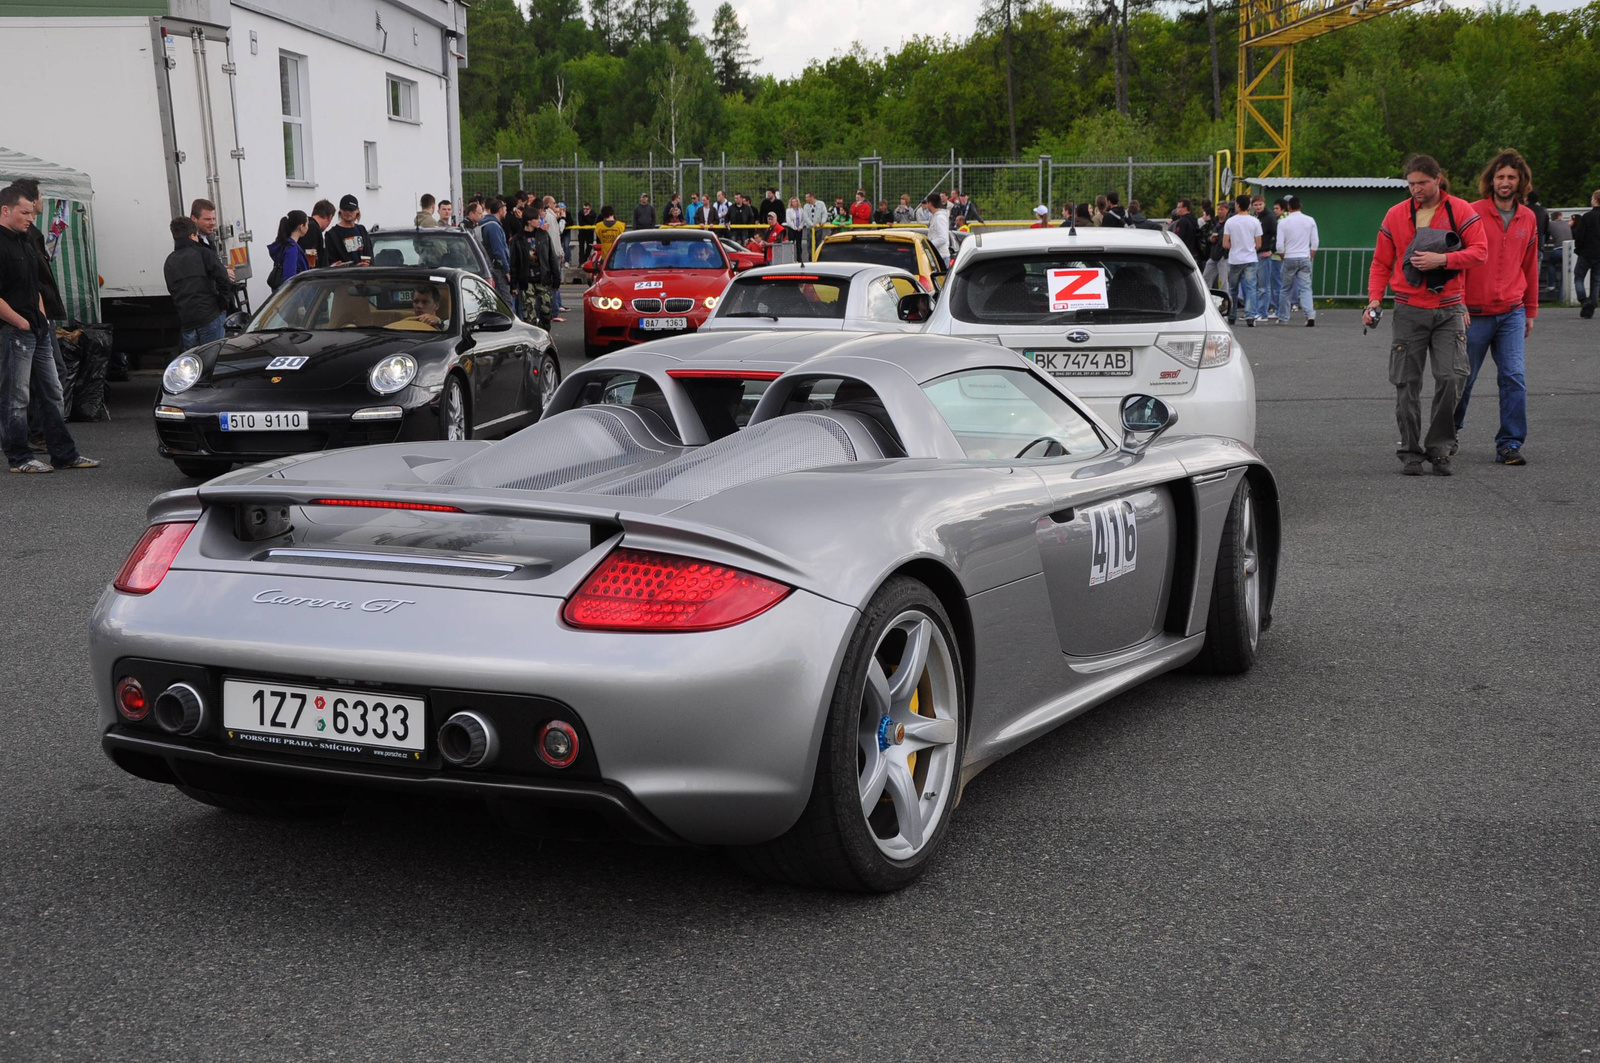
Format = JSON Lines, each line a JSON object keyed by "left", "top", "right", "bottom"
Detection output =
{"left": 1, "top": 323, "right": 80, "bottom": 467}
{"left": 1229, "top": 260, "right": 1259, "bottom": 320}
{"left": 180, "top": 313, "right": 225, "bottom": 353}
{"left": 1279, "top": 257, "right": 1315, "bottom": 319}
{"left": 1575, "top": 255, "right": 1597, "bottom": 307}
{"left": 1453, "top": 307, "right": 1527, "bottom": 450}
{"left": 1389, "top": 303, "right": 1469, "bottom": 462}
{"left": 1260, "top": 257, "right": 1282, "bottom": 316}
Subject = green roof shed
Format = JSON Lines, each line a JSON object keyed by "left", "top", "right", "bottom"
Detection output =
{"left": 1245, "top": 178, "right": 1409, "bottom": 299}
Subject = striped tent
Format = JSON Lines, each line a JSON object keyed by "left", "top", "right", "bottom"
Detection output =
{"left": 0, "top": 147, "right": 99, "bottom": 323}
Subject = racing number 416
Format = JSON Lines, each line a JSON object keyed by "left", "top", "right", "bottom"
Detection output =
{"left": 1089, "top": 500, "right": 1138, "bottom": 586}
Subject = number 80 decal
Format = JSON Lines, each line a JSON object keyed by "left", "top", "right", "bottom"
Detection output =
{"left": 1088, "top": 500, "right": 1138, "bottom": 586}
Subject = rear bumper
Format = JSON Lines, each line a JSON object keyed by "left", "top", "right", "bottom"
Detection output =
{"left": 90, "top": 573, "right": 859, "bottom": 845}
{"left": 103, "top": 729, "right": 682, "bottom": 844}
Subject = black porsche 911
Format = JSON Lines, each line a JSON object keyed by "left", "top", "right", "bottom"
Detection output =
{"left": 153, "top": 267, "right": 560, "bottom": 479}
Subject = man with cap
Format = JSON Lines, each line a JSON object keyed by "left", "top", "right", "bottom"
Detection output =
{"left": 324, "top": 195, "right": 372, "bottom": 265}
{"left": 1031, "top": 205, "right": 1051, "bottom": 229}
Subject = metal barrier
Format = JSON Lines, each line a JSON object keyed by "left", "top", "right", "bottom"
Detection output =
{"left": 463, "top": 154, "right": 1218, "bottom": 221}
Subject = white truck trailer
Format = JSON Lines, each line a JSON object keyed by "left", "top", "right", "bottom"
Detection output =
{"left": 5, "top": 9, "right": 253, "bottom": 353}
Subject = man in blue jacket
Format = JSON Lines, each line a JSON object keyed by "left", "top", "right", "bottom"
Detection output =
{"left": 479, "top": 197, "right": 514, "bottom": 308}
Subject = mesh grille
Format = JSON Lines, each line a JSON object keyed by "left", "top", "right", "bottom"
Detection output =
{"left": 663, "top": 297, "right": 695, "bottom": 313}
{"left": 632, "top": 298, "right": 662, "bottom": 313}
{"left": 599, "top": 414, "right": 856, "bottom": 500}
{"left": 439, "top": 407, "right": 675, "bottom": 491}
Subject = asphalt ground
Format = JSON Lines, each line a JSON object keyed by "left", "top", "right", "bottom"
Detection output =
{"left": 1, "top": 305, "right": 1596, "bottom": 1061}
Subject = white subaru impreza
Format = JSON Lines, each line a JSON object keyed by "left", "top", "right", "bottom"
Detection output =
{"left": 922, "top": 227, "right": 1255, "bottom": 444}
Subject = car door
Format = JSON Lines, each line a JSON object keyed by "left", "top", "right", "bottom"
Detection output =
{"left": 458, "top": 274, "right": 524, "bottom": 430}
{"left": 921, "top": 365, "right": 1175, "bottom": 657}
{"left": 854, "top": 275, "right": 919, "bottom": 333}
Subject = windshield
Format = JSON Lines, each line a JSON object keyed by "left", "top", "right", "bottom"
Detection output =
{"left": 714, "top": 276, "right": 849, "bottom": 320}
{"left": 608, "top": 237, "right": 727, "bottom": 271}
{"left": 949, "top": 252, "right": 1204, "bottom": 325}
{"left": 249, "top": 276, "right": 455, "bottom": 332}
{"left": 369, "top": 232, "right": 487, "bottom": 276}
{"left": 817, "top": 239, "right": 918, "bottom": 274}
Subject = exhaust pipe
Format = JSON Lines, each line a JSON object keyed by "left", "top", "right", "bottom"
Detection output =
{"left": 438, "top": 711, "right": 498, "bottom": 768}
{"left": 153, "top": 682, "right": 207, "bottom": 736}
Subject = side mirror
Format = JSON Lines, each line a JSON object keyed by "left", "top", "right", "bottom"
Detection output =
{"left": 897, "top": 292, "right": 932, "bottom": 322}
{"left": 472, "top": 311, "right": 515, "bottom": 333}
{"left": 1119, "top": 393, "right": 1178, "bottom": 453}
{"left": 223, "top": 311, "right": 249, "bottom": 335}
{"left": 734, "top": 259, "right": 753, "bottom": 272}
{"left": 583, "top": 251, "right": 602, "bottom": 274}
{"left": 1209, "top": 288, "right": 1232, "bottom": 318}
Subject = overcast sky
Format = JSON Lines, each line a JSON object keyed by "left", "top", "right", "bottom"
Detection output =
{"left": 693, "top": 0, "right": 1594, "bottom": 82}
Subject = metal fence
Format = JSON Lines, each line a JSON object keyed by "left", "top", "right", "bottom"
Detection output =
{"left": 462, "top": 153, "right": 1217, "bottom": 222}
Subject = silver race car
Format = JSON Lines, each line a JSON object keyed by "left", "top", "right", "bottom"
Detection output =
{"left": 91, "top": 332, "right": 1280, "bottom": 891}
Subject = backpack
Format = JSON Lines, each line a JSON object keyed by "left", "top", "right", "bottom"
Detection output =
{"left": 266, "top": 242, "right": 287, "bottom": 290}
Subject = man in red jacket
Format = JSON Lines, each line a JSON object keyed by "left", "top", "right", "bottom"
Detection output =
{"left": 1454, "top": 149, "right": 1538, "bottom": 466}
{"left": 1366, "top": 154, "right": 1489, "bottom": 476}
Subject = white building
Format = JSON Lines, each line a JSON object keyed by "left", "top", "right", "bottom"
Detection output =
{"left": 1, "top": 0, "right": 468, "bottom": 346}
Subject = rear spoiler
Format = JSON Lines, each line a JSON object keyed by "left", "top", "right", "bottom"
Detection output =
{"left": 156, "top": 482, "right": 815, "bottom": 587}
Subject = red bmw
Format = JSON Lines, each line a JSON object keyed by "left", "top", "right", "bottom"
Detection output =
{"left": 583, "top": 229, "right": 736, "bottom": 358}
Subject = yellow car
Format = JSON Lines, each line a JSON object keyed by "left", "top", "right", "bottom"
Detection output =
{"left": 813, "top": 228, "right": 948, "bottom": 294}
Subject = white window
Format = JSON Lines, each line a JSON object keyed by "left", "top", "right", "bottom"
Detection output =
{"left": 280, "top": 51, "right": 311, "bottom": 183}
{"left": 363, "top": 141, "right": 379, "bottom": 190}
{"left": 387, "top": 74, "right": 418, "bottom": 122}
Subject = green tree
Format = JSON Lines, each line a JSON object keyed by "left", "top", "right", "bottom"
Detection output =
{"left": 709, "top": 3, "right": 755, "bottom": 98}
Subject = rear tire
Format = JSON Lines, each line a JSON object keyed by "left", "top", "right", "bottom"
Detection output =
{"left": 733, "top": 577, "right": 965, "bottom": 892}
{"left": 1187, "top": 478, "right": 1263, "bottom": 675}
{"left": 535, "top": 351, "right": 561, "bottom": 417}
{"left": 178, "top": 785, "right": 346, "bottom": 819}
{"left": 171, "top": 457, "right": 231, "bottom": 479}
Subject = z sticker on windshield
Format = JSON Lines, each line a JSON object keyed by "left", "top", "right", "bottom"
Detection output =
{"left": 1088, "top": 500, "right": 1137, "bottom": 586}
{"left": 634, "top": 280, "right": 664, "bottom": 289}
{"left": 1047, "top": 268, "right": 1109, "bottom": 312}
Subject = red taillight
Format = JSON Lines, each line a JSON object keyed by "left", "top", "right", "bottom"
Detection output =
{"left": 115, "top": 677, "right": 148, "bottom": 721}
{"left": 563, "top": 548, "right": 790, "bottom": 632}
{"left": 113, "top": 522, "right": 195, "bottom": 594}
{"left": 665, "top": 369, "right": 783, "bottom": 381}
{"left": 310, "top": 498, "right": 462, "bottom": 513}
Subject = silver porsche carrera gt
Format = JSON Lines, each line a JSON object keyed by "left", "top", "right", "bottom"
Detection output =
{"left": 91, "top": 331, "right": 1280, "bottom": 891}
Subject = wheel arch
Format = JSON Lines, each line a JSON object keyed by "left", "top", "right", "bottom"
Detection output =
{"left": 1242, "top": 463, "right": 1282, "bottom": 630}
{"left": 883, "top": 558, "right": 976, "bottom": 727}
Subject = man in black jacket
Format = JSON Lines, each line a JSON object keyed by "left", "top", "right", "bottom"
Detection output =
{"left": 299, "top": 199, "right": 334, "bottom": 267}
{"left": 512, "top": 212, "right": 561, "bottom": 329}
{"left": 632, "top": 194, "right": 657, "bottom": 230}
{"left": 1572, "top": 193, "right": 1600, "bottom": 318}
{"left": 163, "top": 216, "right": 232, "bottom": 350}
{"left": 758, "top": 189, "right": 784, "bottom": 227}
{"left": 577, "top": 202, "right": 598, "bottom": 261}
{"left": 0, "top": 184, "right": 96, "bottom": 473}
{"left": 1171, "top": 199, "right": 1204, "bottom": 264}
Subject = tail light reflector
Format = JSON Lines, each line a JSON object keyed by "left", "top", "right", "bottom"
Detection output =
{"left": 115, "top": 677, "right": 148, "bottom": 721}
{"left": 113, "top": 522, "right": 195, "bottom": 594}
{"left": 563, "top": 548, "right": 790, "bottom": 631}
{"left": 310, "top": 498, "right": 463, "bottom": 513}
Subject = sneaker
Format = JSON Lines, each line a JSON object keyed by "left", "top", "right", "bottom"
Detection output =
{"left": 57, "top": 455, "right": 100, "bottom": 470}
{"left": 1448, "top": 442, "right": 1459, "bottom": 458}
{"left": 1496, "top": 446, "right": 1526, "bottom": 465}
{"left": 9, "top": 458, "right": 53, "bottom": 474}
{"left": 552, "top": 316, "right": 567, "bottom": 323}
{"left": 1245, "top": 318, "right": 1255, "bottom": 327}
{"left": 1581, "top": 304, "right": 1595, "bottom": 319}
{"left": 1306, "top": 318, "right": 1316, "bottom": 327}
{"left": 1431, "top": 456, "right": 1454, "bottom": 476}
{"left": 1402, "top": 460, "right": 1426, "bottom": 476}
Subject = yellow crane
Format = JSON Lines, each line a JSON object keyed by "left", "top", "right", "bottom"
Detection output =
{"left": 1234, "top": 0, "right": 1429, "bottom": 187}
